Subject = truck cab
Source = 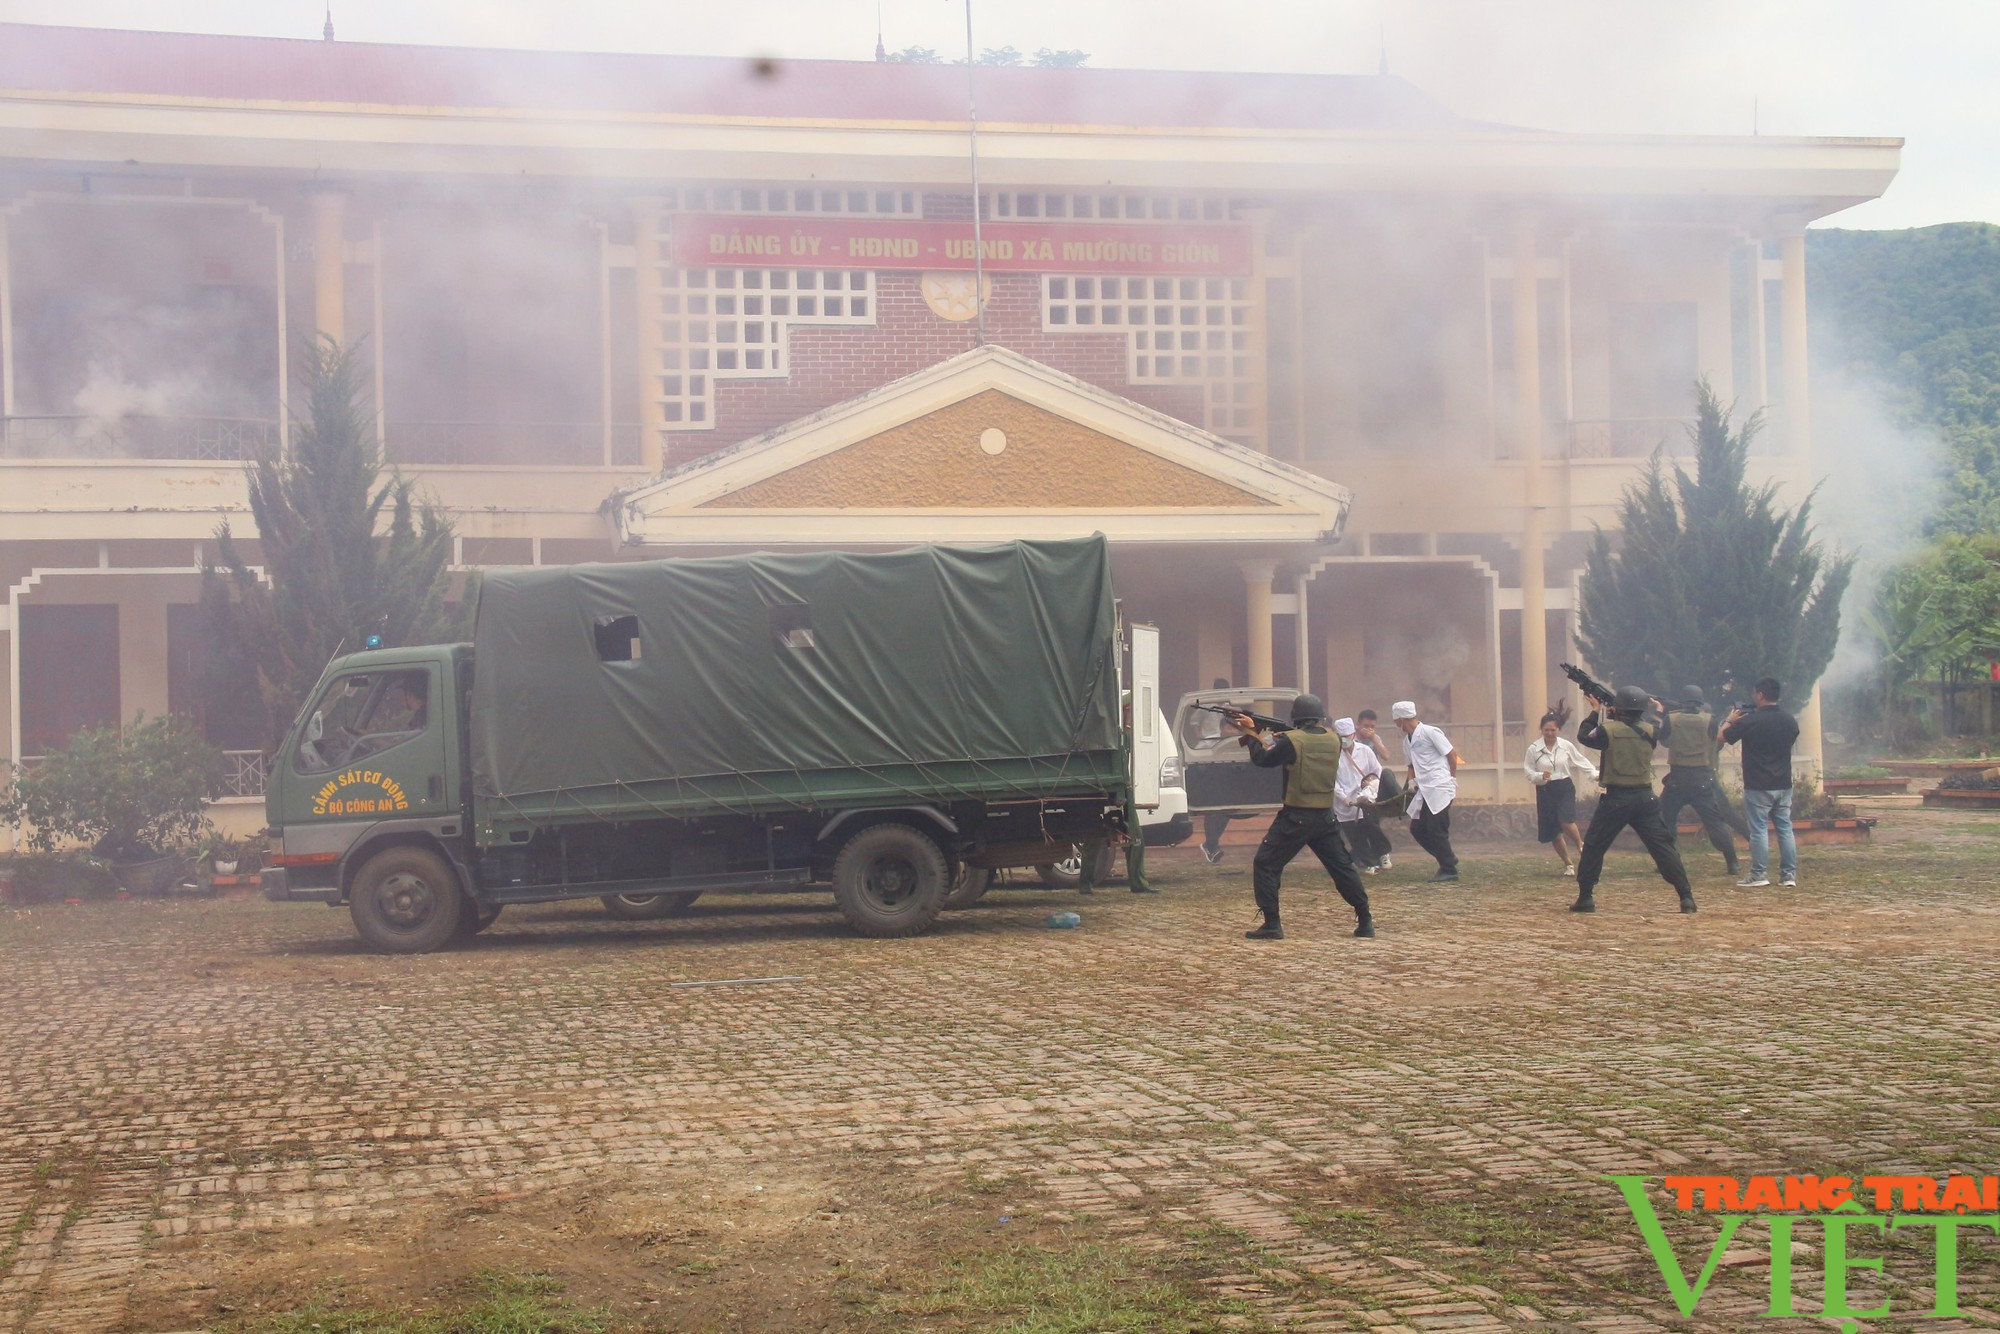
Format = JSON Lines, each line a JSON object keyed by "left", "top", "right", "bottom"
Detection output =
{"left": 262, "top": 644, "right": 472, "bottom": 915}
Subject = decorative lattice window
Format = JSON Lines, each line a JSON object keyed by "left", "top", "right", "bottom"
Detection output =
{"left": 1042, "top": 275, "right": 1260, "bottom": 440}
{"left": 652, "top": 264, "right": 876, "bottom": 426}
{"left": 987, "top": 192, "right": 1233, "bottom": 223}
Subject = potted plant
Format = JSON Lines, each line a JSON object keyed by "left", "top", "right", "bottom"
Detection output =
{"left": 203, "top": 832, "right": 245, "bottom": 876}
{"left": 0, "top": 714, "right": 220, "bottom": 894}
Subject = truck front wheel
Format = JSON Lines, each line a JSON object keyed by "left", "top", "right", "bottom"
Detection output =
{"left": 599, "top": 891, "right": 702, "bottom": 920}
{"left": 349, "top": 846, "right": 464, "bottom": 954}
{"left": 831, "top": 823, "right": 947, "bottom": 937}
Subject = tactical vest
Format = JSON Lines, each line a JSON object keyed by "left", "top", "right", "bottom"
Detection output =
{"left": 1666, "top": 710, "right": 1714, "bottom": 769}
{"left": 1283, "top": 727, "right": 1341, "bottom": 808}
{"left": 1600, "top": 718, "right": 1659, "bottom": 789}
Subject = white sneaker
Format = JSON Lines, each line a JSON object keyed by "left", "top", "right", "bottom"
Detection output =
{"left": 1378, "top": 856, "right": 1392, "bottom": 871}
{"left": 1562, "top": 863, "right": 1576, "bottom": 876}
{"left": 1201, "top": 846, "right": 1224, "bottom": 865}
{"left": 1780, "top": 876, "right": 1797, "bottom": 887}
{"left": 1737, "top": 875, "right": 1771, "bottom": 888}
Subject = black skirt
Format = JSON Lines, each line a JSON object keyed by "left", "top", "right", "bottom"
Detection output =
{"left": 1535, "top": 777, "right": 1577, "bottom": 842}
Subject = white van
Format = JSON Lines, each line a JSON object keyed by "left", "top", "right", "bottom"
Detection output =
{"left": 1173, "top": 687, "right": 1306, "bottom": 816}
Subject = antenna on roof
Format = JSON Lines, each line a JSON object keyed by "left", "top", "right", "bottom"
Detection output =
{"left": 875, "top": 3, "right": 887, "bottom": 61}
{"left": 323, "top": 4, "right": 335, "bottom": 41}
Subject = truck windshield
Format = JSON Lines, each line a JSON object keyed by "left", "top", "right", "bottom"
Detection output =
{"left": 294, "top": 668, "right": 431, "bottom": 774}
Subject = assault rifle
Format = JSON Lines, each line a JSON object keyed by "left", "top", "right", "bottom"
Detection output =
{"left": 1561, "top": 663, "right": 1701, "bottom": 714}
{"left": 1193, "top": 702, "right": 1294, "bottom": 733}
{"left": 1559, "top": 662, "right": 1615, "bottom": 706}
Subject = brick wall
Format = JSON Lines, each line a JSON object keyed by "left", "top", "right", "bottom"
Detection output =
{"left": 662, "top": 271, "right": 1206, "bottom": 466}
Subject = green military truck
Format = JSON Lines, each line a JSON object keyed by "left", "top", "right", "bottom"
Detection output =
{"left": 262, "top": 537, "right": 1129, "bottom": 952}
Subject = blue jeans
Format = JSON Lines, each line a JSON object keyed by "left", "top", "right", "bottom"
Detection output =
{"left": 1743, "top": 788, "right": 1797, "bottom": 881}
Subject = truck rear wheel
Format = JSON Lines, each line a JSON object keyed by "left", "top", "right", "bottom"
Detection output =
{"left": 599, "top": 891, "right": 702, "bottom": 920}
{"left": 831, "top": 823, "right": 946, "bottom": 937}
{"left": 939, "top": 864, "right": 995, "bottom": 910}
{"left": 349, "top": 846, "right": 464, "bottom": 954}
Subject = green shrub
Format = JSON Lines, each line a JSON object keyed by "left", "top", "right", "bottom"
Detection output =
{"left": 0, "top": 854, "right": 118, "bottom": 905}
{"left": 1, "top": 714, "right": 220, "bottom": 861}
{"left": 1833, "top": 764, "right": 1896, "bottom": 779}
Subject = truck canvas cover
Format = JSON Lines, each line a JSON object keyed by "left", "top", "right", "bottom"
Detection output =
{"left": 470, "top": 536, "right": 1122, "bottom": 824}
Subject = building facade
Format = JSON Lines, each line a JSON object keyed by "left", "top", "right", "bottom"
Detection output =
{"left": 0, "top": 23, "right": 1898, "bottom": 820}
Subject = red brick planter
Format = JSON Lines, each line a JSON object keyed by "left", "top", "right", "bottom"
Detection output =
{"left": 1671, "top": 818, "right": 1875, "bottom": 846}
{"left": 1824, "top": 777, "right": 1910, "bottom": 796}
{"left": 1871, "top": 759, "right": 1995, "bottom": 778}
{"left": 1922, "top": 788, "right": 2000, "bottom": 810}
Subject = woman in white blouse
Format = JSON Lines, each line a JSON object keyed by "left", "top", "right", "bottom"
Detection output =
{"left": 1524, "top": 712, "right": 1598, "bottom": 875}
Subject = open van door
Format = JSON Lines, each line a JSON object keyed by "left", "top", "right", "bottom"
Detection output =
{"left": 1130, "top": 623, "right": 1161, "bottom": 810}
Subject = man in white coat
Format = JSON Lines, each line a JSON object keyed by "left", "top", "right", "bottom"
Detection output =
{"left": 1394, "top": 700, "right": 1462, "bottom": 884}
{"left": 1332, "top": 717, "right": 1383, "bottom": 867}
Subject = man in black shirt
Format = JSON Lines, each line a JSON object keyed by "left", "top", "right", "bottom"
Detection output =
{"left": 1717, "top": 677, "right": 1801, "bottom": 888}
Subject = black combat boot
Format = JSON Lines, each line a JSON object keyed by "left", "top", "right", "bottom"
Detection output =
{"left": 1568, "top": 893, "right": 1596, "bottom": 913}
{"left": 1678, "top": 891, "right": 1698, "bottom": 914}
{"left": 1353, "top": 917, "right": 1376, "bottom": 938}
{"left": 1244, "top": 917, "right": 1285, "bottom": 940}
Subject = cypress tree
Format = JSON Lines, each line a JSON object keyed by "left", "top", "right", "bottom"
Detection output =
{"left": 200, "top": 337, "right": 460, "bottom": 751}
{"left": 1577, "top": 380, "right": 1852, "bottom": 707}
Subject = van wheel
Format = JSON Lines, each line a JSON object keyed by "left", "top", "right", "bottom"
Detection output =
{"left": 349, "top": 847, "right": 464, "bottom": 954}
{"left": 940, "top": 864, "right": 995, "bottom": 910}
{"left": 599, "top": 891, "right": 702, "bottom": 920}
{"left": 832, "top": 823, "right": 946, "bottom": 937}
{"left": 1036, "top": 844, "right": 1117, "bottom": 888}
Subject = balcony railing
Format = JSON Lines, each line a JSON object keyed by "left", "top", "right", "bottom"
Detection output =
{"left": 384, "top": 421, "right": 643, "bottom": 468}
{"left": 1563, "top": 417, "right": 1698, "bottom": 459}
{"left": 2, "top": 414, "right": 280, "bottom": 461}
{"left": 1494, "top": 418, "right": 1700, "bottom": 461}
{"left": 216, "top": 750, "right": 269, "bottom": 800}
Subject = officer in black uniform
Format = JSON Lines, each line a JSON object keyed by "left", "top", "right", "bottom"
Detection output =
{"left": 1233, "top": 694, "right": 1375, "bottom": 941}
{"left": 1658, "top": 684, "right": 1750, "bottom": 874}
{"left": 1572, "top": 685, "right": 1697, "bottom": 915}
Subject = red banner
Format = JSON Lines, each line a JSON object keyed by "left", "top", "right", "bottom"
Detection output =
{"left": 670, "top": 214, "right": 1253, "bottom": 276}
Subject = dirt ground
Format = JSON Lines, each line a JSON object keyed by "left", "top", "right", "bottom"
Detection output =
{"left": 124, "top": 1158, "right": 1129, "bottom": 1332}
{"left": 5, "top": 799, "right": 1999, "bottom": 1332}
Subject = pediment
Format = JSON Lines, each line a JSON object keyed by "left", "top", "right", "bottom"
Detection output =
{"left": 700, "top": 390, "right": 1275, "bottom": 510}
{"left": 614, "top": 345, "right": 1351, "bottom": 546}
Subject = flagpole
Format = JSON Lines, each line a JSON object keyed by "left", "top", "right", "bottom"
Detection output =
{"left": 962, "top": 0, "right": 986, "bottom": 344}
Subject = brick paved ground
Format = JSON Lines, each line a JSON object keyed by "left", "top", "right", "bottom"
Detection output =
{"left": 3, "top": 803, "right": 1998, "bottom": 1331}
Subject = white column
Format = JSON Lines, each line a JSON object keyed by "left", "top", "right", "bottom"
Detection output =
{"left": 631, "top": 199, "right": 669, "bottom": 475}
{"left": 310, "top": 191, "right": 346, "bottom": 344}
{"left": 1513, "top": 212, "right": 1548, "bottom": 731}
{"left": 1239, "top": 561, "right": 1275, "bottom": 687}
{"left": 1779, "top": 227, "right": 1824, "bottom": 775}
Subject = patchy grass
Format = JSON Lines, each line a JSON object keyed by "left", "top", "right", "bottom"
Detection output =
{"left": 867, "top": 1236, "right": 1266, "bottom": 1333}
{"left": 231, "top": 1269, "right": 606, "bottom": 1334}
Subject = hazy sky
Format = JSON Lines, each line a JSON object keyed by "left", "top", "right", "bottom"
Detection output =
{"left": 2, "top": 0, "right": 1991, "bottom": 229}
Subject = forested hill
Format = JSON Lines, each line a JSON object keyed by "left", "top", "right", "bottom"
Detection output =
{"left": 1810, "top": 222, "right": 2000, "bottom": 535}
